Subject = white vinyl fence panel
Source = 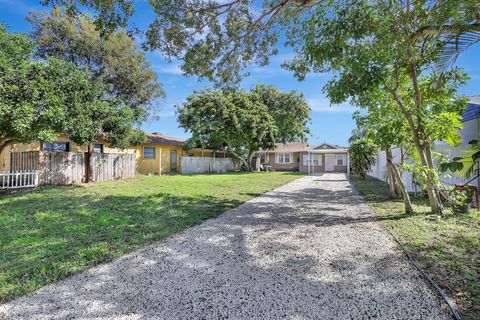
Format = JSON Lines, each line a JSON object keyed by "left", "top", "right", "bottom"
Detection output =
{"left": 181, "top": 157, "right": 234, "bottom": 174}
{"left": 0, "top": 171, "right": 39, "bottom": 189}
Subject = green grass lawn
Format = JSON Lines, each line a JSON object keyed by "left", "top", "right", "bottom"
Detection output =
{"left": 0, "top": 172, "right": 303, "bottom": 303}
{"left": 350, "top": 174, "right": 480, "bottom": 320}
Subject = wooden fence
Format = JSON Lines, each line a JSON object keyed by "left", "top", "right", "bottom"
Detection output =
{"left": 0, "top": 171, "right": 39, "bottom": 189}
{"left": 181, "top": 157, "right": 235, "bottom": 174}
{"left": 10, "top": 151, "right": 136, "bottom": 185}
{"left": 91, "top": 153, "right": 136, "bottom": 182}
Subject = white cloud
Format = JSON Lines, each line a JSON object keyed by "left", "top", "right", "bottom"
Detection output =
{"left": 307, "top": 97, "right": 358, "bottom": 113}
{"left": 154, "top": 63, "right": 183, "bottom": 75}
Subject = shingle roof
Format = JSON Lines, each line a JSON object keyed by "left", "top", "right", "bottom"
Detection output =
{"left": 146, "top": 133, "right": 186, "bottom": 146}
{"left": 260, "top": 142, "right": 310, "bottom": 153}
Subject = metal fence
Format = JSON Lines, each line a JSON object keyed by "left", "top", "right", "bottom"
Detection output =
{"left": 181, "top": 157, "right": 235, "bottom": 174}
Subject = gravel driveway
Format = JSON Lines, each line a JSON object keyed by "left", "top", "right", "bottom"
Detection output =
{"left": 1, "top": 173, "right": 449, "bottom": 320}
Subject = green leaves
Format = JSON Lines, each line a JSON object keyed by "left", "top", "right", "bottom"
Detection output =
{"left": 348, "top": 138, "right": 378, "bottom": 179}
{"left": 28, "top": 7, "right": 164, "bottom": 121}
{"left": 177, "top": 85, "right": 310, "bottom": 167}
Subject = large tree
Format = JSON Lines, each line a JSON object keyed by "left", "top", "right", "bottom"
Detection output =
{"left": 28, "top": 7, "right": 164, "bottom": 121}
{"left": 178, "top": 86, "right": 310, "bottom": 169}
{"left": 44, "top": 1, "right": 478, "bottom": 213}
{"left": 0, "top": 25, "right": 144, "bottom": 160}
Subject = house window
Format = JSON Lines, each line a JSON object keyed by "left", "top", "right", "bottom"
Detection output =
{"left": 276, "top": 152, "right": 292, "bottom": 164}
{"left": 258, "top": 152, "right": 268, "bottom": 164}
{"left": 143, "top": 147, "right": 155, "bottom": 159}
{"left": 43, "top": 142, "right": 69, "bottom": 152}
{"left": 336, "top": 154, "right": 346, "bottom": 165}
{"left": 93, "top": 144, "right": 104, "bottom": 153}
{"left": 303, "top": 154, "right": 322, "bottom": 166}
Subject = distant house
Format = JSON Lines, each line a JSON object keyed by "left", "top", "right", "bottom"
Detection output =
{"left": 368, "top": 96, "right": 480, "bottom": 192}
{"left": 253, "top": 142, "right": 349, "bottom": 174}
{"left": 135, "top": 133, "right": 186, "bottom": 175}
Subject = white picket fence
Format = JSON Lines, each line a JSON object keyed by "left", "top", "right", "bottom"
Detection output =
{"left": 181, "top": 157, "right": 235, "bottom": 174}
{"left": 0, "top": 171, "right": 39, "bottom": 189}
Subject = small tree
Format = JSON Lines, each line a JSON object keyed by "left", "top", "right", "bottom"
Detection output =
{"left": 349, "top": 138, "right": 377, "bottom": 179}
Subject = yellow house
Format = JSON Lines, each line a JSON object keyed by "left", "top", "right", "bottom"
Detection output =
{"left": 134, "top": 133, "right": 186, "bottom": 175}
{"left": 0, "top": 132, "right": 228, "bottom": 175}
{"left": 0, "top": 134, "right": 135, "bottom": 172}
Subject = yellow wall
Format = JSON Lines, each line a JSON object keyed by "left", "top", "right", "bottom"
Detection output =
{"left": 8, "top": 134, "right": 136, "bottom": 154}
{"left": 134, "top": 143, "right": 185, "bottom": 175}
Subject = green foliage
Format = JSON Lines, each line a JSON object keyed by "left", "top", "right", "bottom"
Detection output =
{"left": 41, "top": 0, "right": 135, "bottom": 34}
{"left": 349, "top": 138, "right": 377, "bottom": 179}
{"left": 250, "top": 84, "right": 311, "bottom": 143}
{"left": 28, "top": 7, "right": 163, "bottom": 121}
{"left": 0, "top": 24, "right": 143, "bottom": 152}
{"left": 439, "top": 140, "right": 480, "bottom": 178}
{"left": 178, "top": 85, "right": 310, "bottom": 167}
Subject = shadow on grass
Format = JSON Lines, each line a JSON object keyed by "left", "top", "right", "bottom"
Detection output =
{"left": 0, "top": 191, "right": 241, "bottom": 304}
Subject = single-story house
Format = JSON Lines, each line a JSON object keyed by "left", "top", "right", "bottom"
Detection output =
{"left": 135, "top": 133, "right": 186, "bottom": 175}
{"left": 253, "top": 142, "right": 349, "bottom": 174}
{"left": 0, "top": 134, "right": 132, "bottom": 172}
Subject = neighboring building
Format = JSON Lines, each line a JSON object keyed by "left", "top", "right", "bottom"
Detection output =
{"left": 253, "top": 142, "right": 349, "bottom": 174}
{"left": 134, "top": 133, "right": 186, "bottom": 175}
{"left": 368, "top": 96, "right": 480, "bottom": 192}
{"left": 0, "top": 132, "right": 231, "bottom": 176}
{"left": 0, "top": 134, "right": 133, "bottom": 172}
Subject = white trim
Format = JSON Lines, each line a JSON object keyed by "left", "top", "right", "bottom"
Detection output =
{"left": 258, "top": 152, "right": 269, "bottom": 164}
{"left": 335, "top": 154, "right": 346, "bottom": 166}
{"left": 276, "top": 152, "right": 293, "bottom": 164}
{"left": 303, "top": 154, "right": 322, "bottom": 166}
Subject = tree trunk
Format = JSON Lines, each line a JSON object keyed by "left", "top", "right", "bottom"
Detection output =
{"left": 85, "top": 144, "right": 93, "bottom": 183}
{"left": 385, "top": 148, "right": 399, "bottom": 198}
{"left": 387, "top": 158, "right": 414, "bottom": 214}
{"left": 246, "top": 150, "right": 255, "bottom": 172}
{"left": 385, "top": 86, "right": 444, "bottom": 214}
{"left": 227, "top": 147, "right": 248, "bottom": 171}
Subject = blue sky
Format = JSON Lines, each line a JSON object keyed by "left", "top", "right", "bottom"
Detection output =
{"left": 1, "top": 0, "right": 479, "bottom": 146}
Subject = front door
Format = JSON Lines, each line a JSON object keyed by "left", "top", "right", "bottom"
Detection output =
{"left": 170, "top": 150, "right": 177, "bottom": 172}
{"left": 325, "top": 154, "right": 335, "bottom": 172}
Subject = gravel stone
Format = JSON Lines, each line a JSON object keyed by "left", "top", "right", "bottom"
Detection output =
{"left": 0, "top": 173, "right": 449, "bottom": 319}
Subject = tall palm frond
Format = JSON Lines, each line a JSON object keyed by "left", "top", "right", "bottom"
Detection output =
{"left": 436, "top": 31, "right": 480, "bottom": 71}
{"left": 435, "top": 0, "right": 480, "bottom": 71}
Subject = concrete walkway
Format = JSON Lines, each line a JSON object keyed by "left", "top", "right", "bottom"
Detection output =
{"left": 1, "top": 174, "right": 448, "bottom": 319}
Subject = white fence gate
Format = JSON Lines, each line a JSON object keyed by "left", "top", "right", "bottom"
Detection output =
{"left": 0, "top": 171, "right": 39, "bottom": 189}
{"left": 181, "top": 157, "right": 235, "bottom": 174}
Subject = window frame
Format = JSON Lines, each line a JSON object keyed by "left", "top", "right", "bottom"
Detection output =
{"left": 43, "top": 142, "right": 70, "bottom": 152}
{"left": 336, "top": 154, "right": 346, "bottom": 166}
{"left": 93, "top": 144, "right": 104, "bottom": 153}
{"left": 276, "top": 152, "right": 293, "bottom": 164}
{"left": 303, "top": 154, "right": 322, "bottom": 166}
{"left": 143, "top": 146, "right": 156, "bottom": 159}
{"left": 258, "top": 152, "right": 269, "bottom": 164}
